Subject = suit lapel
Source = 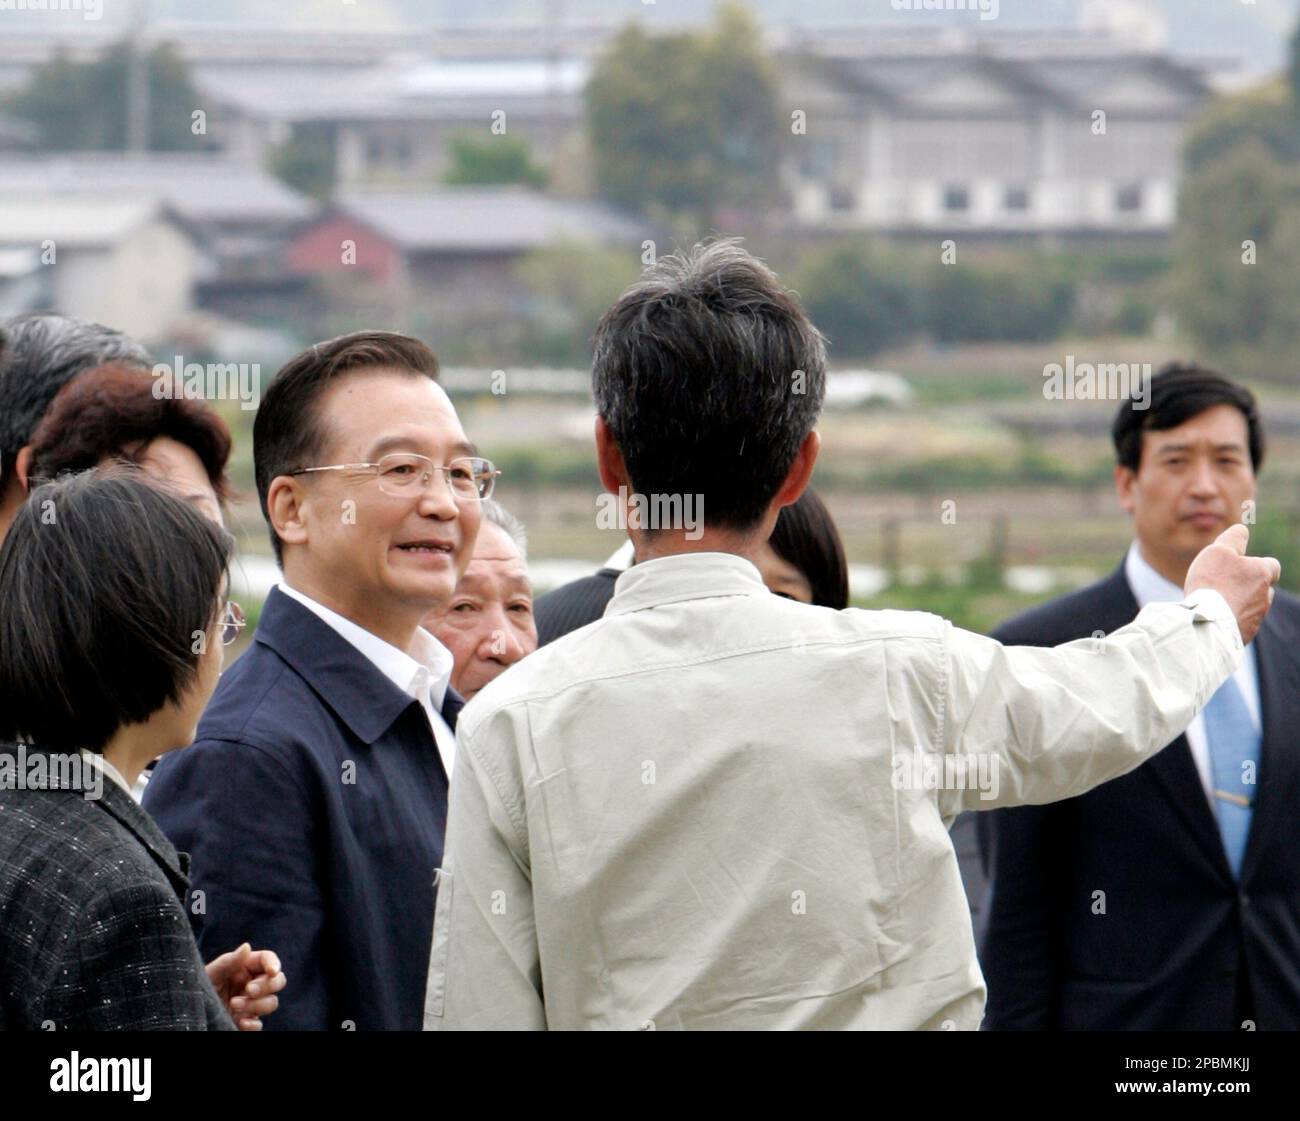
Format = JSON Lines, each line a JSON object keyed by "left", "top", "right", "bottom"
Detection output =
{"left": 1239, "top": 605, "right": 1300, "bottom": 883}
{"left": 1101, "top": 566, "right": 1231, "bottom": 875}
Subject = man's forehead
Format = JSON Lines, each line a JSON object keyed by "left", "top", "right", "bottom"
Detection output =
{"left": 461, "top": 551, "right": 530, "bottom": 588}
{"left": 465, "top": 553, "right": 528, "bottom": 576}
{"left": 1143, "top": 408, "right": 1247, "bottom": 450}
{"left": 319, "top": 374, "right": 467, "bottom": 451}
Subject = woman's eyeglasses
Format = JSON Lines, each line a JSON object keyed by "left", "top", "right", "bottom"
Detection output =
{"left": 221, "top": 601, "right": 246, "bottom": 647}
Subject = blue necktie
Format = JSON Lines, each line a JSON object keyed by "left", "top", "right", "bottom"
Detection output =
{"left": 1201, "top": 676, "right": 1260, "bottom": 878}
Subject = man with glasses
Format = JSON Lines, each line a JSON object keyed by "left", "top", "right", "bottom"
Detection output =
{"left": 147, "top": 331, "right": 496, "bottom": 1030}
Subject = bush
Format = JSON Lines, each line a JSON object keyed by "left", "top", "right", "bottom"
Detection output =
{"left": 791, "top": 242, "right": 919, "bottom": 358}
{"left": 926, "top": 258, "right": 1075, "bottom": 343}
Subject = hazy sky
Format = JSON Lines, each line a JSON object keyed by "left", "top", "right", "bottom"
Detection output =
{"left": 24, "top": 0, "right": 1300, "bottom": 76}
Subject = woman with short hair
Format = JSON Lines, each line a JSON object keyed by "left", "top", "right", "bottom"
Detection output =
{"left": 0, "top": 471, "right": 282, "bottom": 1030}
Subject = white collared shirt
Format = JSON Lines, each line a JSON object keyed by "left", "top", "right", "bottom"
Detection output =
{"left": 425, "top": 551, "right": 1241, "bottom": 1031}
{"left": 79, "top": 748, "right": 133, "bottom": 797}
{"left": 1124, "top": 540, "right": 1260, "bottom": 805}
{"left": 278, "top": 583, "right": 459, "bottom": 779}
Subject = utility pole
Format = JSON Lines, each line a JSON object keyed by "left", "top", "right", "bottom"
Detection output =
{"left": 545, "top": 0, "right": 563, "bottom": 163}
{"left": 126, "top": 0, "right": 151, "bottom": 152}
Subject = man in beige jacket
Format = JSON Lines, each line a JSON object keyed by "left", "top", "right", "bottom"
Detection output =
{"left": 423, "top": 241, "right": 1279, "bottom": 1031}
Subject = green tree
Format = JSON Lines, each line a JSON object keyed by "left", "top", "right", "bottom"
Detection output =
{"left": 444, "top": 134, "right": 547, "bottom": 187}
{"left": 6, "top": 41, "right": 208, "bottom": 151}
{"left": 1171, "top": 139, "right": 1300, "bottom": 381}
{"left": 1172, "top": 16, "right": 1300, "bottom": 381}
{"left": 585, "top": 3, "right": 782, "bottom": 226}
{"left": 515, "top": 240, "right": 642, "bottom": 364}
{"left": 926, "top": 257, "right": 1075, "bottom": 344}
{"left": 267, "top": 125, "right": 338, "bottom": 201}
{"left": 1182, "top": 82, "right": 1300, "bottom": 173}
{"left": 792, "top": 242, "right": 918, "bottom": 358}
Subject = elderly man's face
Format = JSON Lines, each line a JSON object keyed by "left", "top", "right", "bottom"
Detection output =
{"left": 426, "top": 520, "right": 537, "bottom": 700}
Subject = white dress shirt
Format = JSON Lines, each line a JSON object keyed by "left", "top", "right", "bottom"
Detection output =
{"left": 79, "top": 749, "right": 133, "bottom": 797}
{"left": 278, "top": 583, "right": 459, "bottom": 779}
{"left": 1124, "top": 540, "right": 1260, "bottom": 805}
{"left": 425, "top": 551, "right": 1241, "bottom": 1031}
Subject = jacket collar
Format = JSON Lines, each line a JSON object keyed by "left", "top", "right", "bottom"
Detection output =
{"left": 92, "top": 773, "right": 193, "bottom": 897}
{"left": 253, "top": 585, "right": 450, "bottom": 743}
{"left": 604, "top": 552, "right": 768, "bottom": 617}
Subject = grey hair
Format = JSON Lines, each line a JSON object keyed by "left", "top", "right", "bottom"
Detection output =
{"left": 0, "top": 313, "right": 149, "bottom": 486}
{"left": 480, "top": 498, "right": 528, "bottom": 560}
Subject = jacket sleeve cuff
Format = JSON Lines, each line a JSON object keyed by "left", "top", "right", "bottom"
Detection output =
{"left": 1180, "top": 587, "right": 1243, "bottom": 652}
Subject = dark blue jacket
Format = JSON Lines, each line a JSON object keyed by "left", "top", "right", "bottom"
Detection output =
{"left": 978, "top": 564, "right": 1300, "bottom": 1030}
{"left": 145, "top": 587, "right": 462, "bottom": 1031}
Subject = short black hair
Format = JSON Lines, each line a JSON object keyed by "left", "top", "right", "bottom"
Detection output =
{"left": 770, "top": 487, "right": 850, "bottom": 609}
{"left": 0, "top": 314, "right": 149, "bottom": 492}
{"left": 253, "top": 330, "right": 441, "bottom": 563}
{"left": 592, "top": 239, "right": 827, "bottom": 533}
{"left": 0, "top": 470, "right": 232, "bottom": 753}
{"left": 1112, "top": 363, "right": 1264, "bottom": 473}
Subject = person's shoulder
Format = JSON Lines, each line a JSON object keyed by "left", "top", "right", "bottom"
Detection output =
{"left": 192, "top": 641, "right": 325, "bottom": 751}
{"left": 535, "top": 569, "right": 619, "bottom": 603}
{"left": 456, "top": 614, "right": 641, "bottom": 745}
{"left": 533, "top": 570, "right": 620, "bottom": 644}
{"left": 0, "top": 789, "right": 165, "bottom": 902}
{"left": 993, "top": 569, "right": 1129, "bottom": 646}
{"left": 836, "top": 604, "right": 950, "bottom": 641}
{"left": 460, "top": 636, "right": 577, "bottom": 724}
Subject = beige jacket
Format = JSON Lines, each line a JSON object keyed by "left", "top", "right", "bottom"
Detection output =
{"left": 424, "top": 552, "right": 1242, "bottom": 1031}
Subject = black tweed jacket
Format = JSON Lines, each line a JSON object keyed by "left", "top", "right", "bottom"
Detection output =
{"left": 0, "top": 745, "right": 233, "bottom": 1031}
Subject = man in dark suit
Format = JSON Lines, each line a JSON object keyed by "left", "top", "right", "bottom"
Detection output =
{"left": 147, "top": 331, "right": 491, "bottom": 1030}
{"left": 979, "top": 364, "right": 1300, "bottom": 1029}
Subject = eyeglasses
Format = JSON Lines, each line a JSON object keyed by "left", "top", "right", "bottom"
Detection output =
{"left": 289, "top": 454, "right": 499, "bottom": 502}
{"left": 221, "top": 601, "right": 247, "bottom": 647}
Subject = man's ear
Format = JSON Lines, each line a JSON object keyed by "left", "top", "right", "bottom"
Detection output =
{"left": 1114, "top": 463, "right": 1137, "bottom": 516}
{"left": 772, "top": 430, "right": 821, "bottom": 510}
{"left": 14, "top": 446, "right": 33, "bottom": 492}
{"left": 595, "top": 417, "right": 630, "bottom": 494}
{"left": 267, "top": 476, "right": 310, "bottom": 552}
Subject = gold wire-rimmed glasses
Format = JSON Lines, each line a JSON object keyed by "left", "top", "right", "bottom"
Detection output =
{"left": 289, "top": 454, "right": 499, "bottom": 502}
